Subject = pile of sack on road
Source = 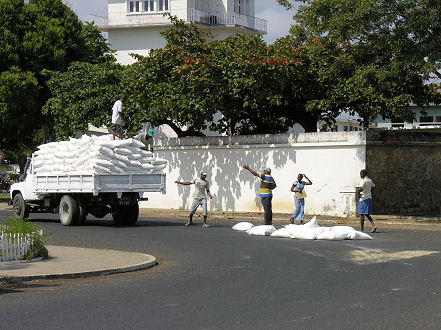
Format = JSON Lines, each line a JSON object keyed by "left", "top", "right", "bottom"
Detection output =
{"left": 33, "top": 134, "right": 167, "bottom": 175}
{"left": 232, "top": 217, "right": 372, "bottom": 240}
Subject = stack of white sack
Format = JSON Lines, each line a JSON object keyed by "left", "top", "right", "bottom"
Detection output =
{"left": 33, "top": 134, "right": 167, "bottom": 175}
{"left": 233, "top": 216, "right": 372, "bottom": 240}
{"left": 275, "top": 217, "right": 372, "bottom": 240}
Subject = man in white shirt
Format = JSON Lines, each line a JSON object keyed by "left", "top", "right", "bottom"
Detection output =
{"left": 112, "top": 95, "right": 125, "bottom": 140}
{"left": 175, "top": 170, "right": 213, "bottom": 227}
{"left": 356, "top": 169, "right": 377, "bottom": 233}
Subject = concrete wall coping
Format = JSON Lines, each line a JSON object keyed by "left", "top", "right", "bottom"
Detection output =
{"left": 153, "top": 131, "right": 366, "bottom": 150}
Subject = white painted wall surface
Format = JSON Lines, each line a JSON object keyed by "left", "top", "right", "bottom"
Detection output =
{"left": 108, "top": 27, "right": 167, "bottom": 64}
{"left": 142, "top": 132, "right": 366, "bottom": 217}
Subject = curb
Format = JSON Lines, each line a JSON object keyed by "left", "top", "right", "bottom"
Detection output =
{"left": 1, "top": 257, "right": 158, "bottom": 283}
{"left": 0, "top": 247, "right": 158, "bottom": 282}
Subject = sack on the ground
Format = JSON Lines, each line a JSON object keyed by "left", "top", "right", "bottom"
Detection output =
{"left": 303, "top": 216, "right": 319, "bottom": 228}
{"left": 346, "top": 231, "right": 373, "bottom": 240}
{"left": 247, "top": 225, "right": 276, "bottom": 236}
{"left": 232, "top": 222, "right": 254, "bottom": 231}
{"left": 290, "top": 226, "right": 318, "bottom": 240}
{"left": 270, "top": 227, "right": 292, "bottom": 238}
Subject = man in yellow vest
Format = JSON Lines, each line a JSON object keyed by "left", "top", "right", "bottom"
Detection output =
{"left": 243, "top": 165, "right": 277, "bottom": 225}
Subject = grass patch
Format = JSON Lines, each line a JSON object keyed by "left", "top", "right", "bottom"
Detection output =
{"left": 1, "top": 218, "right": 51, "bottom": 260}
{"left": 0, "top": 194, "right": 9, "bottom": 201}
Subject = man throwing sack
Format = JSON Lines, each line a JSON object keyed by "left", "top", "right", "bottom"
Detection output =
{"left": 175, "top": 170, "right": 213, "bottom": 228}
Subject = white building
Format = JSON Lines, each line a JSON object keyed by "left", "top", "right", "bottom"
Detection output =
{"left": 92, "top": 0, "right": 267, "bottom": 65}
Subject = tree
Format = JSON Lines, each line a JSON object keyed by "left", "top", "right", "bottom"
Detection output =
{"left": 125, "top": 15, "right": 320, "bottom": 135}
{"left": 0, "top": 0, "right": 113, "bottom": 167}
{"left": 276, "top": 0, "right": 441, "bottom": 126}
{"left": 43, "top": 62, "right": 125, "bottom": 140}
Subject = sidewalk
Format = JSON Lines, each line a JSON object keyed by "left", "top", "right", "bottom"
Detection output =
{"left": 0, "top": 246, "right": 157, "bottom": 282}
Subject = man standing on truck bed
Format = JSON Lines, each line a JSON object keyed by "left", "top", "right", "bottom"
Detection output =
{"left": 175, "top": 171, "right": 213, "bottom": 228}
{"left": 112, "top": 95, "right": 125, "bottom": 140}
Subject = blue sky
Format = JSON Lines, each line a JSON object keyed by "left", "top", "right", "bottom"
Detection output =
{"left": 66, "top": 0, "right": 296, "bottom": 43}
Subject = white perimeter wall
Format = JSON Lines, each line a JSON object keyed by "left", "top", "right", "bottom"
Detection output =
{"left": 142, "top": 132, "right": 367, "bottom": 216}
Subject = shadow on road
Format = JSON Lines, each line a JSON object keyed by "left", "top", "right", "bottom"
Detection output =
{"left": 25, "top": 216, "right": 184, "bottom": 228}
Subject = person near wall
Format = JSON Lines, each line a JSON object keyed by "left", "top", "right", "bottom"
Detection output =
{"left": 290, "top": 174, "right": 312, "bottom": 224}
{"left": 111, "top": 95, "right": 125, "bottom": 140}
{"left": 356, "top": 169, "right": 377, "bottom": 233}
{"left": 175, "top": 170, "right": 213, "bottom": 228}
{"left": 242, "top": 165, "right": 277, "bottom": 225}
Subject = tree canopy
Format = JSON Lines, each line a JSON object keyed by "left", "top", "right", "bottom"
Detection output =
{"left": 276, "top": 0, "right": 441, "bottom": 125}
{"left": 0, "top": 0, "right": 113, "bottom": 167}
{"left": 124, "top": 15, "right": 321, "bottom": 136}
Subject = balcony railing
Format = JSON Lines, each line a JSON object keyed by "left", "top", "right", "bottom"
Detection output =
{"left": 89, "top": 8, "right": 267, "bottom": 34}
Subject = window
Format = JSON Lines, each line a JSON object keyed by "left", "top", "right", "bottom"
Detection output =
{"left": 420, "top": 115, "right": 433, "bottom": 126}
{"left": 343, "top": 126, "right": 348, "bottom": 131}
{"left": 234, "top": 0, "right": 243, "bottom": 14}
{"left": 129, "top": 1, "right": 140, "bottom": 12}
{"left": 436, "top": 116, "right": 441, "bottom": 123}
{"left": 158, "top": 0, "right": 163, "bottom": 11}
{"left": 144, "top": 0, "right": 154, "bottom": 11}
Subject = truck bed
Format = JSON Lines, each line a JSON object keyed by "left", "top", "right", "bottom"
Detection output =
{"left": 34, "top": 173, "right": 166, "bottom": 196}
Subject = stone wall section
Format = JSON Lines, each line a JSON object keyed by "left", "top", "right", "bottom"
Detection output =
{"left": 366, "top": 130, "right": 441, "bottom": 216}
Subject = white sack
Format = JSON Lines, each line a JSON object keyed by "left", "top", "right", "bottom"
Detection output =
{"left": 346, "top": 231, "right": 373, "bottom": 240}
{"left": 290, "top": 226, "right": 318, "bottom": 240}
{"left": 150, "top": 159, "right": 167, "bottom": 165}
{"left": 130, "top": 139, "right": 146, "bottom": 148}
{"left": 232, "top": 222, "right": 254, "bottom": 231}
{"left": 303, "top": 216, "right": 319, "bottom": 228}
{"left": 247, "top": 225, "right": 276, "bottom": 236}
{"left": 114, "top": 147, "right": 132, "bottom": 155}
{"left": 270, "top": 228, "right": 292, "bottom": 238}
{"left": 316, "top": 227, "right": 349, "bottom": 241}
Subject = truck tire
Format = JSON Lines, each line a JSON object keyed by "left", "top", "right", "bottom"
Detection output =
{"left": 59, "top": 195, "right": 79, "bottom": 226}
{"left": 125, "top": 203, "right": 139, "bottom": 225}
{"left": 77, "top": 197, "right": 88, "bottom": 226}
{"left": 112, "top": 203, "right": 139, "bottom": 226}
{"left": 13, "top": 193, "right": 30, "bottom": 219}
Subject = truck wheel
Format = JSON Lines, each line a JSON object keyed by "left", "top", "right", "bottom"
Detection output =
{"left": 125, "top": 203, "right": 139, "bottom": 225}
{"left": 112, "top": 203, "right": 139, "bottom": 226}
{"left": 59, "top": 195, "right": 79, "bottom": 226}
{"left": 77, "top": 197, "right": 88, "bottom": 226}
{"left": 13, "top": 193, "right": 30, "bottom": 219}
{"left": 112, "top": 206, "right": 125, "bottom": 226}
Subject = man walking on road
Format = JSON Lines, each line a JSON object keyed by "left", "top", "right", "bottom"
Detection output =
{"left": 356, "top": 169, "right": 377, "bottom": 233}
{"left": 175, "top": 171, "right": 213, "bottom": 228}
{"left": 112, "top": 95, "right": 125, "bottom": 140}
{"left": 242, "top": 165, "right": 277, "bottom": 225}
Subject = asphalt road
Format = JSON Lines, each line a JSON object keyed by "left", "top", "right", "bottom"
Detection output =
{"left": 1, "top": 210, "right": 441, "bottom": 329}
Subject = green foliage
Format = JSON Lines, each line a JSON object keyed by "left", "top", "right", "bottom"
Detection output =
{"left": 289, "top": 0, "right": 441, "bottom": 126}
{"left": 0, "top": 0, "right": 114, "bottom": 165}
{"left": 125, "top": 15, "right": 321, "bottom": 134}
{"left": 44, "top": 62, "right": 126, "bottom": 140}
{"left": 1, "top": 217, "right": 50, "bottom": 260}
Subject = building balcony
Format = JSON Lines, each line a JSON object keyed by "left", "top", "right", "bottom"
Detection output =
{"left": 89, "top": 8, "right": 267, "bottom": 34}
